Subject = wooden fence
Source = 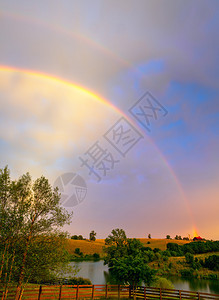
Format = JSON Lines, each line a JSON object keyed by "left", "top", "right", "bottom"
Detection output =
{"left": 0, "top": 284, "right": 219, "bottom": 300}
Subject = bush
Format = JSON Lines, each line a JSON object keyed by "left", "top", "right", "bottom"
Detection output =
{"left": 153, "top": 248, "right": 161, "bottom": 253}
{"left": 167, "top": 243, "right": 180, "bottom": 253}
{"left": 153, "top": 277, "right": 174, "bottom": 289}
{"left": 74, "top": 248, "right": 83, "bottom": 256}
{"left": 93, "top": 253, "right": 100, "bottom": 260}
{"left": 163, "top": 256, "right": 169, "bottom": 262}
{"left": 64, "top": 277, "right": 92, "bottom": 285}
{"left": 204, "top": 255, "right": 219, "bottom": 271}
{"left": 185, "top": 253, "right": 194, "bottom": 264}
{"left": 162, "top": 250, "right": 171, "bottom": 257}
{"left": 180, "top": 269, "right": 194, "bottom": 278}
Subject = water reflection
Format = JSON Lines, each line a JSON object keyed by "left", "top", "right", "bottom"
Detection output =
{"left": 69, "top": 261, "right": 219, "bottom": 294}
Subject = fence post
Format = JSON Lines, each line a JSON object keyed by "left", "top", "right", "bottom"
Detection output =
{"left": 76, "top": 285, "right": 79, "bottom": 300}
{"left": 179, "top": 290, "right": 181, "bottom": 300}
{"left": 58, "top": 285, "right": 62, "bottom": 300}
{"left": 144, "top": 286, "right": 146, "bottom": 300}
{"left": 92, "top": 285, "right": 94, "bottom": 299}
{"left": 197, "top": 292, "right": 200, "bottom": 300}
{"left": 118, "top": 285, "right": 120, "bottom": 299}
{"left": 160, "top": 288, "right": 162, "bottom": 300}
{"left": 38, "top": 286, "right": 42, "bottom": 300}
{"left": 105, "top": 285, "right": 108, "bottom": 299}
{"left": 129, "top": 285, "right": 131, "bottom": 299}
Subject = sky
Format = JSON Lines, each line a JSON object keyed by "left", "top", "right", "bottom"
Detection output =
{"left": 0, "top": 0, "right": 218, "bottom": 240}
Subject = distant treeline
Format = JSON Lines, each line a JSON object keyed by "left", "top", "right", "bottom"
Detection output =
{"left": 166, "top": 240, "right": 219, "bottom": 256}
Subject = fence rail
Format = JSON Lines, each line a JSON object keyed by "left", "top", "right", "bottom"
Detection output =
{"left": 0, "top": 284, "right": 219, "bottom": 300}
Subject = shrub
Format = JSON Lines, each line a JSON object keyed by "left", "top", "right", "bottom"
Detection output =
{"left": 74, "top": 248, "right": 83, "bottom": 256}
{"left": 163, "top": 256, "right": 168, "bottom": 262}
{"left": 153, "top": 277, "right": 174, "bottom": 289}
{"left": 185, "top": 253, "right": 194, "bottom": 264}
{"left": 153, "top": 248, "right": 161, "bottom": 253}
{"left": 204, "top": 255, "right": 219, "bottom": 271}
{"left": 180, "top": 269, "right": 194, "bottom": 278}
{"left": 65, "top": 277, "right": 92, "bottom": 285}
{"left": 93, "top": 253, "right": 100, "bottom": 260}
{"left": 167, "top": 243, "right": 180, "bottom": 253}
{"left": 162, "top": 250, "right": 171, "bottom": 257}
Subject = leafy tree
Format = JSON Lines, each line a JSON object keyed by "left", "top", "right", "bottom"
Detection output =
{"left": 104, "top": 229, "right": 156, "bottom": 289}
{"left": 110, "top": 254, "right": 156, "bottom": 287}
{"left": 166, "top": 235, "right": 171, "bottom": 239}
{"left": 185, "top": 253, "right": 194, "bottom": 264}
{"left": 89, "top": 230, "right": 96, "bottom": 241}
{"left": 105, "top": 228, "right": 127, "bottom": 246}
{"left": 0, "top": 167, "right": 73, "bottom": 299}
{"left": 148, "top": 234, "right": 151, "bottom": 239}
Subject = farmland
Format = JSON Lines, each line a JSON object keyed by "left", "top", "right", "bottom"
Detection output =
{"left": 66, "top": 238, "right": 190, "bottom": 257}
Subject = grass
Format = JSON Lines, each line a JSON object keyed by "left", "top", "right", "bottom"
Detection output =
{"left": 66, "top": 238, "right": 190, "bottom": 257}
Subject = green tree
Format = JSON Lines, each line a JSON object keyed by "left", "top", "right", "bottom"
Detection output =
{"left": 166, "top": 235, "right": 171, "bottom": 239}
{"left": 110, "top": 254, "right": 156, "bottom": 287}
{"left": 105, "top": 228, "right": 127, "bottom": 246}
{"left": 0, "top": 167, "right": 73, "bottom": 299}
{"left": 104, "top": 229, "right": 156, "bottom": 290}
{"left": 89, "top": 230, "right": 96, "bottom": 241}
{"left": 148, "top": 234, "right": 151, "bottom": 239}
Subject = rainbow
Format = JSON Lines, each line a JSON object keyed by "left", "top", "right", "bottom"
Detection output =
{"left": 0, "top": 65, "right": 199, "bottom": 237}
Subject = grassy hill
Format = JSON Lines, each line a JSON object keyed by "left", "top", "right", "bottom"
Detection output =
{"left": 66, "top": 238, "right": 190, "bottom": 257}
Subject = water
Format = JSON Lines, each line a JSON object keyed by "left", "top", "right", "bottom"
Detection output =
{"left": 69, "top": 261, "right": 219, "bottom": 295}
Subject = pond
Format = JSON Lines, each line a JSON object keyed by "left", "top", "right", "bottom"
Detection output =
{"left": 69, "top": 261, "right": 219, "bottom": 295}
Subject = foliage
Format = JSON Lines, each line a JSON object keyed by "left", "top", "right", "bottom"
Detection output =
{"left": 105, "top": 228, "right": 127, "bottom": 246}
{"left": 167, "top": 243, "right": 180, "bottom": 253}
{"left": 185, "top": 253, "right": 194, "bottom": 264}
{"left": 204, "top": 255, "right": 219, "bottom": 271}
{"left": 104, "top": 229, "right": 156, "bottom": 287}
{"left": 180, "top": 269, "right": 195, "bottom": 278}
{"left": 110, "top": 254, "right": 156, "bottom": 286}
{"left": 71, "top": 235, "right": 85, "bottom": 240}
{"left": 74, "top": 248, "right": 83, "bottom": 256}
{"left": 181, "top": 241, "right": 219, "bottom": 254}
{"left": 166, "top": 235, "right": 171, "bottom": 239}
{"left": 63, "top": 277, "right": 92, "bottom": 285}
{"left": 153, "top": 277, "right": 174, "bottom": 289}
{"left": 0, "top": 166, "right": 73, "bottom": 296}
{"left": 89, "top": 230, "right": 96, "bottom": 241}
{"left": 148, "top": 234, "right": 151, "bottom": 239}
{"left": 93, "top": 253, "right": 100, "bottom": 260}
